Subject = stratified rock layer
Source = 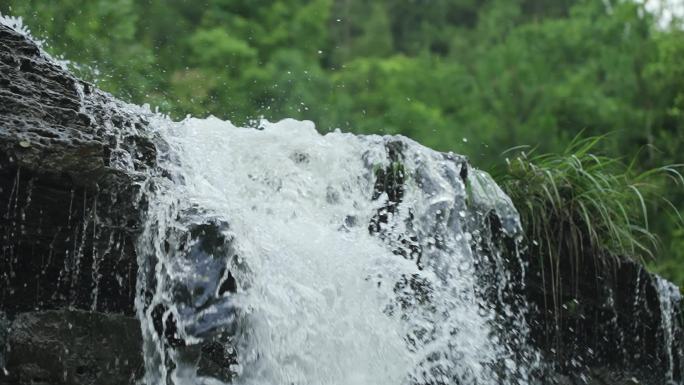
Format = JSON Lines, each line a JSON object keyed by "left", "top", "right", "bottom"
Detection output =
{"left": 0, "top": 23, "right": 155, "bottom": 315}
{"left": 0, "top": 22, "right": 157, "bottom": 384}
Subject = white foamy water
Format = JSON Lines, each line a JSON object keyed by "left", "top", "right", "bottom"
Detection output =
{"left": 135, "top": 116, "right": 538, "bottom": 385}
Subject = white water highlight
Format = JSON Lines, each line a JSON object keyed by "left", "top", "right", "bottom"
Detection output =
{"left": 135, "top": 116, "right": 539, "bottom": 385}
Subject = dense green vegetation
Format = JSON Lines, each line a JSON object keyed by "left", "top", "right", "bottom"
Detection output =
{"left": 2, "top": 0, "right": 683, "bottom": 284}
{"left": 500, "top": 136, "right": 673, "bottom": 264}
{"left": 498, "top": 136, "right": 683, "bottom": 299}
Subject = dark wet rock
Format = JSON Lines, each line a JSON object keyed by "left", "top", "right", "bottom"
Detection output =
{"left": 197, "top": 339, "right": 238, "bottom": 381}
{"left": 0, "top": 24, "right": 237, "bottom": 385}
{"left": 464, "top": 173, "right": 684, "bottom": 384}
{"left": 552, "top": 370, "right": 645, "bottom": 385}
{"left": 370, "top": 141, "right": 684, "bottom": 385}
{"left": 463, "top": 166, "right": 684, "bottom": 384}
{"left": 525, "top": 252, "right": 684, "bottom": 385}
{"left": 0, "top": 308, "right": 236, "bottom": 385}
{"left": 141, "top": 214, "right": 240, "bottom": 383}
{"left": 0, "top": 23, "right": 157, "bottom": 315}
{"left": 0, "top": 310, "right": 143, "bottom": 385}
{"left": 0, "top": 311, "right": 8, "bottom": 374}
{"left": 0, "top": 25, "right": 155, "bottom": 181}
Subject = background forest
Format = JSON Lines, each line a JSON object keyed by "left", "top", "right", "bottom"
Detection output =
{"left": 2, "top": 0, "right": 684, "bottom": 285}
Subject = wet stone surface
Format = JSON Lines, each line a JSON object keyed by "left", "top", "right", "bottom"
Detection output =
{"left": 0, "top": 23, "right": 157, "bottom": 316}
{"left": 0, "top": 310, "right": 143, "bottom": 385}
{"left": 0, "top": 22, "right": 156, "bottom": 384}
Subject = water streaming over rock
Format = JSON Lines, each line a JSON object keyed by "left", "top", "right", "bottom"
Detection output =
{"left": 134, "top": 116, "right": 540, "bottom": 385}
{"left": 2, "top": 15, "right": 684, "bottom": 385}
{"left": 655, "top": 276, "right": 683, "bottom": 384}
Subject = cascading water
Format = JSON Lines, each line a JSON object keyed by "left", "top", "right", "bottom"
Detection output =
{"left": 655, "top": 276, "right": 683, "bottom": 384}
{"left": 2, "top": 15, "right": 684, "bottom": 385}
{"left": 135, "top": 116, "right": 540, "bottom": 385}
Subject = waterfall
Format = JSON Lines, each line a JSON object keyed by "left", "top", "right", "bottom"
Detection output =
{"left": 2, "top": 14, "right": 683, "bottom": 385}
{"left": 135, "top": 116, "right": 540, "bottom": 385}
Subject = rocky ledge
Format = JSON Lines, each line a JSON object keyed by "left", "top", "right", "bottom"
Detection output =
{"left": 0, "top": 22, "right": 155, "bottom": 385}
{"left": 0, "top": 22, "right": 156, "bottom": 315}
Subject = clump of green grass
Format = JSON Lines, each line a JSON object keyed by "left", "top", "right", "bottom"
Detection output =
{"left": 496, "top": 135, "right": 683, "bottom": 269}
{"left": 494, "top": 134, "right": 684, "bottom": 357}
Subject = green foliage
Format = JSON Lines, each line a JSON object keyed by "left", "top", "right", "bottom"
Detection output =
{"left": 3, "top": 0, "right": 156, "bottom": 99}
{"left": 2, "top": 0, "right": 683, "bottom": 283}
{"left": 497, "top": 135, "right": 683, "bottom": 266}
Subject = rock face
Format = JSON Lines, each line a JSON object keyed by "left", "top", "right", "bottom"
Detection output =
{"left": 0, "top": 20, "right": 683, "bottom": 385}
{"left": 0, "top": 22, "right": 154, "bottom": 385}
{"left": 0, "top": 311, "right": 8, "bottom": 374}
{"left": 3, "top": 310, "right": 143, "bottom": 385}
{"left": 0, "top": 22, "right": 155, "bottom": 315}
{"left": 525, "top": 251, "right": 684, "bottom": 384}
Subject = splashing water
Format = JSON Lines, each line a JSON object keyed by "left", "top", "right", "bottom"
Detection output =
{"left": 0, "top": 14, "right": 536, "bottom": 383}
{"left": 654, "top": 276, "right": 683, "bottom": 384}
{"left": 0, "top": 14, "right": 33, "bottom": 40}
{"left": 135, "top": 116, "right": 539, "bottom": 385}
